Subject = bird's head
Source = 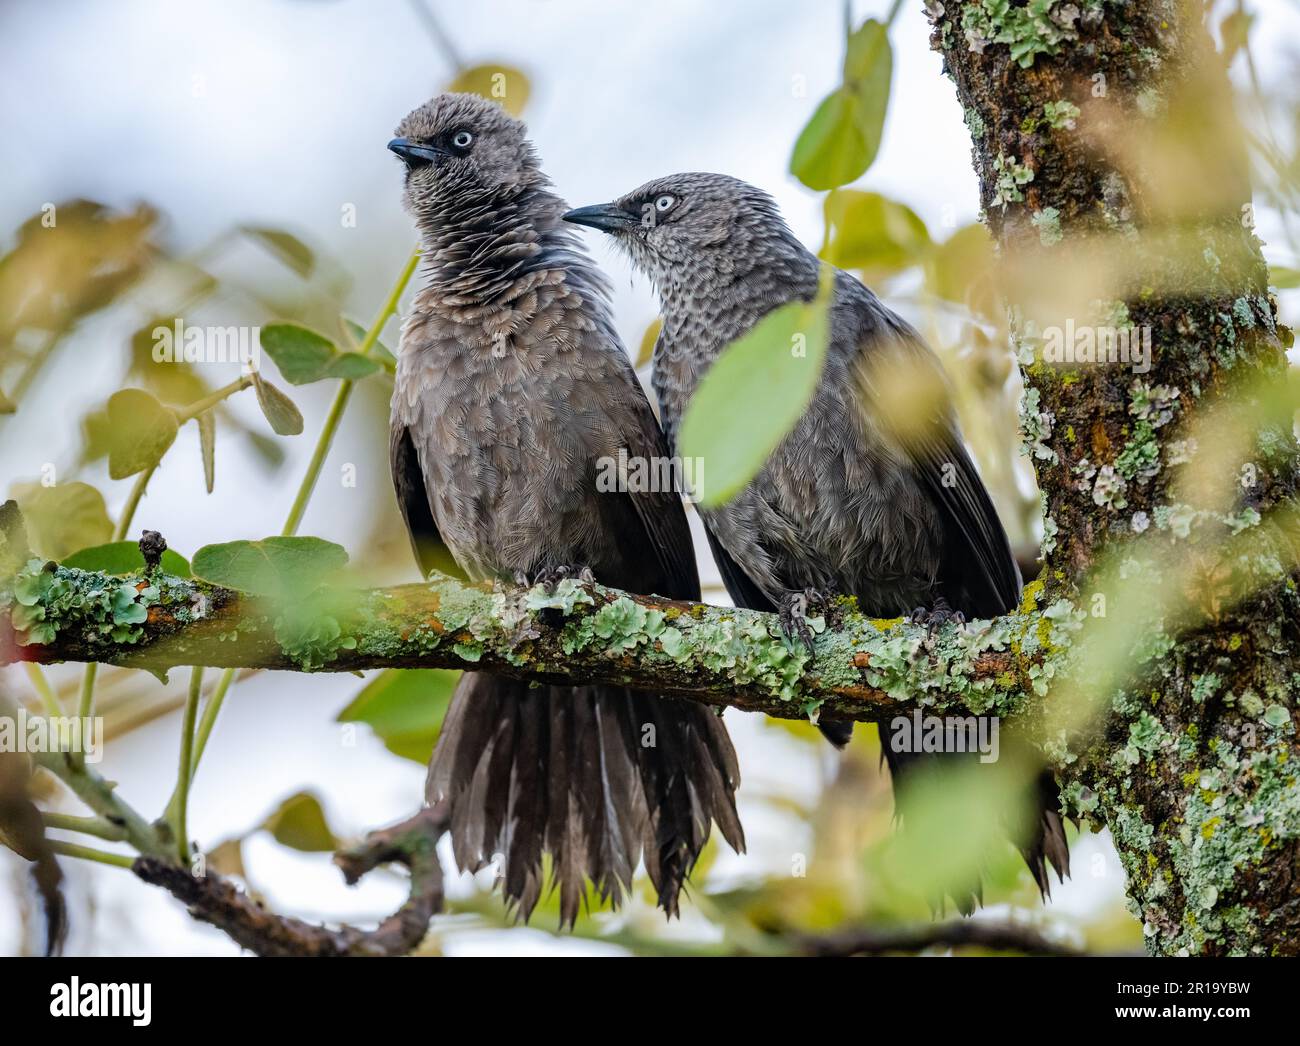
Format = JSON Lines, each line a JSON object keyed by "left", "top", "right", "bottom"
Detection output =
{"left": 389, "top": 93, "right": 541, "bottom": 221}
{"left": 563, "top": 172, "right": 797, "bottom": 293}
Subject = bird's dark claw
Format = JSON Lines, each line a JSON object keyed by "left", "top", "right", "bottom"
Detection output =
{"left": 521, "top": 563, "right": 596, "bottom": 594}
{"left": 778, "top": 587, "right": 832, "bottom": 658}
{"left": 909, "top": 596, "right": 965, "bottom": 637}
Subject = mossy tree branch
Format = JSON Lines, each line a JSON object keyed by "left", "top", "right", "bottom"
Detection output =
{"left": 1, "top": 562, "right": 1057, "bottom": 730}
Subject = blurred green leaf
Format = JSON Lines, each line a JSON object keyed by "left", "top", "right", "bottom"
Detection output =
{"left": 790, "top": 20, "right": 891, "bottom": 191}
{"left": 205, "top": 837, "right": 247, "bottom": 879}
{"left": 191, "top": 536, "right": 347, "bottom": 597}
{"left": 106, "top": 388, "right": 178, "bottom": 479}
{"left": 1268, "top": 264, "right": 1300, "bottom": 289}
{"left": 252, "top": 373, "right": 304, "bottom": 436}
{"left": 337, "top": 668, "right": 460, "bottom": 764}
{"left": 871, "top": 754, "right": 1036, "bottom": 911}
{"left": 823, "top": 190, "right": 930, "bottom": 273}
{"left": 447, "top": 64, "right": 531, "bottom": 116}
{"left": 0, "top": 500, "right": 32, "bottom": 578}
{"left": 261, "top": 791, "right": 336, "bottom": 852}
{"left": 239, "top": 226, "right": 315, "bottom": 277}
{"left": 10, "top": 482, "right": 112, "bottom": 561}
{"left": 62, "top": 540, "right": 191, "bottom": 577}
{"left": 679, "top": 271, "right": 833, "bottom": 507}
{"left": 924, "top": 223, "right": 996, "bottom": 306}
{"left": 128, "top": 316, "right": 213, "bottom": 406}
{"left": 197, "top": 410, "right": 216, "bottom": 493}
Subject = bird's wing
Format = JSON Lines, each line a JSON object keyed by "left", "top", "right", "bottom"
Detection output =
{"left": 603, "top": 387, "right": 703, "bottom": 603}
{"left": 703, "top": 527, "right": 777, "bottom": 612}
{"left": 389, "top": 420, "right": 460, "bottom": 580}
{"left": 856, "top": 327, "right": 1021, "bottom": 618}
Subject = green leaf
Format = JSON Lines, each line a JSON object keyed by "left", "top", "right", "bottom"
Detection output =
{"left": 62, "top": 541, "right": 192, "bottom": 577}
{"left": 106, "top": 388, "right": 179, "bottom": 479}
{"left": 1269, "top": 265, "right": 1300, "bottom": 290}
{"left": 924, "top": 223, "right": 996, "bottom": 307}
{"left": 197, "top": 410, "right": 216, "bottom": 493}
{"left": 239, "top": 226, "right": 315, "bottom": 277}
{"left": 843, "top": 16, "right": 889, "bottom": 82}
{"left": 791, "top": 89, "right": 869, "bottom": 192}
{"left": 261, "top": 323, "right": 381, "bottom": 385}
{"left": 252, "top": 373, "right": 304, "bottom": 436}
{"left": 0, "top": 388, "right": 15, "bottom": 414}
{"left": 10, "top": 482, "right": 113, "bottom": 561}
{"left": 822, "top": 190, "right": 930, "bottom": 273}
{"left": 337, "top": 668, "right": 460, "bottom": 764}
{"left": 790, "top": 20, "right": 892, "bottom": 191}
{"left": 261, "top": 791, "right": 336, "bottom": 852}
{"left": 678, "top": 271, "right": 833, "bottom": 507}
{"left": 446, "top": 63, "right": 532, "bottom": 116}
{"left": 190, "top": 536, "right": 348, "bottom": 597}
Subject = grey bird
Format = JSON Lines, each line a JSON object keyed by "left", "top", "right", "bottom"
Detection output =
{"left": 565, "top": 173, "right": 1068, "bottom": 909}
{"left": 387, "top": 101, "right": 743, "bottom": 926}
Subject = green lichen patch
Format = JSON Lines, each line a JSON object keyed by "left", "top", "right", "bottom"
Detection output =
{"left": 2, "top": 559, "right": 169, "bottom": 650}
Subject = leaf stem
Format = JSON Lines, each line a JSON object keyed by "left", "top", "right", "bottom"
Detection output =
{"left": 280, "top": 247, "right": 420, "bottom": 538}
{"left": 187, "top": 246, "right": 420, "bottom": 783}
{"left": 174, "top": 374, "right": 254, "bottom": 425}
{"left": 25, "top": 663, "right": 62, "bottom": 717}
{"left": 41, "top": 812, "right": 129, "bottom": 842}
{"left": 169, "top": 666, "right": 203, "bottom": 862}
{"left": 47, "top": 839, "right": 136, "bottom": 869}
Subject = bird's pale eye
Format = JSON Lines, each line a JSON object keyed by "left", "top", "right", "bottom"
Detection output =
{"left": 655, "top": 194, "right": 676, "bottom": 212}
{"left": 452, "top": 130, "right": 474, "bottom": 149}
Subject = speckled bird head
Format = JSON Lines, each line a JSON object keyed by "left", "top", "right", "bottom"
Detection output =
{"left": 390, "top": 93, "right": 543, "bottom": 224}
{"left": 563, "top": 172, "right": 804, "bottom": 296}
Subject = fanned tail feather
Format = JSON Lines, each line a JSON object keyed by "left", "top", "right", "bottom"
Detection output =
{"left": 427, "top": 674, "right": 744, "bottom": 926}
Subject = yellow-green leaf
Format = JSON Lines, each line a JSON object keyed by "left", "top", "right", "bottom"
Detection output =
{"left": 252, "top": 373, "right": 303, "bottom": 436}
{"left": 822, "top": 190, "right": 930, "bottom": 273}
{"left": 790, "top": 20, "right": 892, "bottom": 191}
{"left": 636, "top": 317, "right": 663, "bottom": 368}
{"left": 11, "top": 482, "right": 113, "bottom": 561}
{"left": 447, "top": 64, "right": 531, "bottom": 116}
{"left": 239, "top": 226, "right": 315, "bottom": 277}
{"left": 106, "top": 388, "right": 179, "bottom": 479}
{"left": 261, "top": 792, "right": 336, "bottom": 852}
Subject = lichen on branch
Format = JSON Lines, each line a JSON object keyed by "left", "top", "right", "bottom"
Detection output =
{"left": 1, "top": 558, "right": 1065, "bottom": 728}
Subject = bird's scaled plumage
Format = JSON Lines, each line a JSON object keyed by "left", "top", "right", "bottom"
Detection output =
{"left": 389, "top": 98, "right": 743, "bottom": 925}
{"left": 565, "top": 172, "right": 1068, "bottom": 907}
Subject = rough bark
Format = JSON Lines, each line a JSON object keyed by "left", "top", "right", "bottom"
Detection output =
{"left": 1, "top": 562, "right": 1051, "bottom": 729}
{"left": 930, "top": 0, "right": 1300, "bottom": 954}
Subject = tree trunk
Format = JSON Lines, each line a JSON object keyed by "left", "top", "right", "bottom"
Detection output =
{"left": 930, "top": 0, "right": 1299, "bottom": 954}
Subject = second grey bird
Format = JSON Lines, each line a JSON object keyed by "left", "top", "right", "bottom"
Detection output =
{"left": 565, "top": 173, "right": 1068, "bottom": 908}
{"left": 387, "top": 100, "right": 743, "bottom": 926}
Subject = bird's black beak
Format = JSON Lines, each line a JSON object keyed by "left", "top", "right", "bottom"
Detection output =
{"left": 562, "top": 203, "right": 637, "bottom": 233}
{"left": 388, "top": 137, "right": 444, "bottom": 169}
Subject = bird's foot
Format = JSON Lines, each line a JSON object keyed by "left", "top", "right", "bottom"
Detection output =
{"left": 909, "top": 596, "right": 965, "bottom": 638}
{"left": 515, "top": 563, "right": 596, "bottom": 595}
{"left": 778, "top": 587, "right": 834, "bottom": 659}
